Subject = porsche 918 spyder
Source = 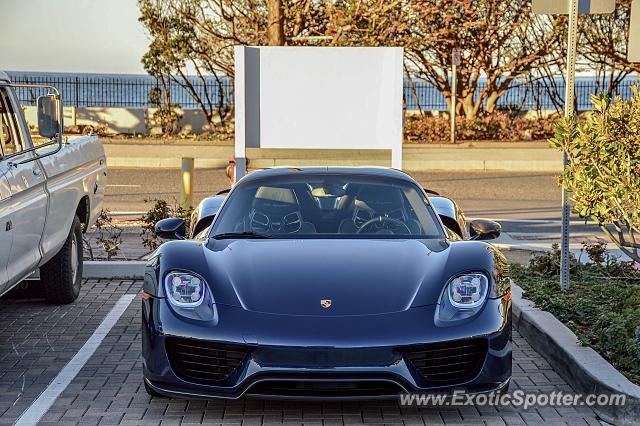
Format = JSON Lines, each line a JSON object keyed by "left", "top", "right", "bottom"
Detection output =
{"left": 142, "top": 167, "right": 512, "bottom": 400}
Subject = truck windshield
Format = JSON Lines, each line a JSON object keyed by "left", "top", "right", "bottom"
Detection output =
{"left": 211, "top": 174, "right": 444, "bottom": 239}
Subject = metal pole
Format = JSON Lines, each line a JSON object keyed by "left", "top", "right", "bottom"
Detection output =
{"left": 450, "top": 62, "right": 457, "bottom": 145}
{"left": 561, "top": 0, "right": 579, "bottom": 291}
{"left": 180, "top": 157, "right": 194, "bottom": 210}
{"left": 74, "top": 76, "right": 79, "bottom": 126}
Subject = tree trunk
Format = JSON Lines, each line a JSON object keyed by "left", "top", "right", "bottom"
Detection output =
{"left": 485, "top": 92, "right": 501, "bottom": 114}
{"left": 461, "top": 93, "right": 476, "bottom": 119}
{"left": 267, "top": 0, "right": 285, "bottom": 46}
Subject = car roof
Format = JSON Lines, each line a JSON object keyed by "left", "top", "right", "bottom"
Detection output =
{"left": 0, "top": 71, "right": 9, "bottom": 83}
{"left": 237, "top": 166, "right": 417, "bottom": 185}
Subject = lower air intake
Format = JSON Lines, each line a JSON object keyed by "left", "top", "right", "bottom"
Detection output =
{"left": 402, "top": 338, "right": 488, "bottom": 386}
{"left": 165, "top": 336, "right": 249, "bottom": 384}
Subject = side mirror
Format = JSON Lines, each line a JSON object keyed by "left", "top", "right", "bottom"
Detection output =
{"left": 470, "top": 219, "right": 501, "bottom": 241}
{"left": 155, "top": 218, "right": 186, "bottom": 240}
{"left": 37, "top": 95, "right": 61, "bottom": 138}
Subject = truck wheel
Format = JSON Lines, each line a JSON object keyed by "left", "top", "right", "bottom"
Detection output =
{"left": 42, "top": 215, "right": 83, "bottom": 304}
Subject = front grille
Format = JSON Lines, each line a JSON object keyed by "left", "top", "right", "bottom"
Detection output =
{"left": 247, "top": 380, "right": 402, "bottom": 398}
{"left": 165, "top": 337, "right": 249, "bottom": 384}
{"left": 402, "top": 338, "right": 487, "bottom": 386}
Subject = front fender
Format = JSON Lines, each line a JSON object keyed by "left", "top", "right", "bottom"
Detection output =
{"left": 144, "top": 240, "right": 210, "bottom": 298}
{"left": 409, "top": 241, "right": 510, "bottom": 308}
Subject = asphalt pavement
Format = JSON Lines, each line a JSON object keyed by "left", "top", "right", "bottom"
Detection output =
{"left": 104, "top": 168, "right": 601, "bottom": 237}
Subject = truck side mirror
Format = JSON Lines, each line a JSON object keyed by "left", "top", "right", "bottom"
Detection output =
{"left": 37, "top": 95, "right": 61, "bottom": 139}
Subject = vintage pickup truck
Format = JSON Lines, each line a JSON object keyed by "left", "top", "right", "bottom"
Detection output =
{"left": 0, "top": 71, "right": 107, "bottom": 303}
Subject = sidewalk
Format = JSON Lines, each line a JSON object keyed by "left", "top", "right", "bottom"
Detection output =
{"left": 494, "top": 232, "right": 634, "bottom": 263}
{"left": 101, "top": 140, "right": 564, "bottom": 172}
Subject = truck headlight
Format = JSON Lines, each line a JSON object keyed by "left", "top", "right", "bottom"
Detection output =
{"left": 165, "top": 271, "right": 206, "bottom": 307}
{"left": 447, "top": 273, "right": 488, "bottom": 309}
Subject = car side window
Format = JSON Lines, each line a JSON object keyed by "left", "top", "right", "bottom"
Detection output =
{"left": 0, "top": 88, "right": 25, "bottom": 156}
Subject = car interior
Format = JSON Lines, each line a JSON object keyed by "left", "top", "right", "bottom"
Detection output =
{"left": 225, "top": 180, "right": 440, "bottom": 237}
{"left": 0, "top": 88, "right": 22, "bottom": 156}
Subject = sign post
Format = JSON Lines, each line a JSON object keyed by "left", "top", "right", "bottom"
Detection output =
{"left": 629, "top": 0, "right": 640, "bottom": 62}
{"left": 450, "top": 48, "right": 460, "bottom": 145}
{"left": 533, "top": 0, "right": 614, "bottom": 290}
{"left": 560, "top": 0, "right": 580, "bottom": 291}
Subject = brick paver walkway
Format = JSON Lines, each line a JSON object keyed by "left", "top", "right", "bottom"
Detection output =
{"left": 1, "top": 280, "right": 601, "bottom": 425}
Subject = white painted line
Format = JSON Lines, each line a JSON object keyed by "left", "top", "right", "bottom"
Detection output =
{"left": 106, "top": 184, "right": 142, "bottom": 188}
{"left": 14, "top": 294, "right": 137, "bottom": 426}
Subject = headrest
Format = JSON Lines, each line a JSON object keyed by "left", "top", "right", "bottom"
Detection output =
{"left": 355, "top": 185, "right": 404, "bottom": 211}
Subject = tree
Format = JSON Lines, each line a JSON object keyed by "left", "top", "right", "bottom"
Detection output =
{"left": 139, "top": 0, "right": 233, "bottom": 129}
{"left": 139, "top": 0, "right": 334, "bottom": 128}
{"left": 549, "top": 88, "right": 640, "bottom": 263}
{"left": 578, "top": 0, "right": 640, "bottom": 99}
{"left": 138, "top": 0, "right": 572, "bottom": 124}
{"left": 268, "top": 0, "right": 285, "bottom": 45}
{"left": 403, "top": 1, "right": 564, "bottom": 119}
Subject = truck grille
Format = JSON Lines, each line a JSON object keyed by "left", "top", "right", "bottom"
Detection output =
{"left": 165, "top": 337, "right": 249, "bottom": 384}
{"left": 402, "top": 338, "right": 487, "bottom": 386}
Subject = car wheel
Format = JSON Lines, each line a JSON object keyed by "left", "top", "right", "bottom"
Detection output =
{"left": 144, "top": 380, "right": 165, "bottom": 398}
{"left": 42, "top": 215, "right": 83, "bottom": 304}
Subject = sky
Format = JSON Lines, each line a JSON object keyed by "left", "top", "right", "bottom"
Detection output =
{"left": 0, "top": 0, "right": 149, "bottom": 74}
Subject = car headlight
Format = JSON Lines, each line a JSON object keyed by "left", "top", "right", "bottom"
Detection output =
{"left": 165, "top": 271, "right": 206, "bottom": 307}
{"left": 447, "top": 272, "right": 488, "bottom": 309}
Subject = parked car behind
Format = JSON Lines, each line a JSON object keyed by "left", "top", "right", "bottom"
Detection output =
{"left": 0, "top": 71, "right": 107, "bottom": 303}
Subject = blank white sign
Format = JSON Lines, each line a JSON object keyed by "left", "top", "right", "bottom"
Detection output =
{"left": 235, "top": 46, "right": 404, "bottom": 169}
{"left": 259, "top": 47, "right": 403, "bottom": 150}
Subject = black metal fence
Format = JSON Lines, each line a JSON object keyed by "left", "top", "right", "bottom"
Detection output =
{"left": 403, "top": 78, "right": 639, "bottom": 112}
{"left": 8, "top": 73, "right": 233, "bottom": 110}
{"left": 7, "top": 72, "right": 638, "bottom": 112}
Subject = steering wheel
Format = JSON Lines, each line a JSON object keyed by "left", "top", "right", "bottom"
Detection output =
{"left": 356, "top": 216, "right": 412, "bottom": 235}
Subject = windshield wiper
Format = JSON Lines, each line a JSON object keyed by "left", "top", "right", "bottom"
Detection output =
{"left": 212, "top": 232, "right": 275, "bottom": 239}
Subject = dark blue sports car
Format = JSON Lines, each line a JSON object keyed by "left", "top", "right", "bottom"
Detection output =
{"left": 142, "top": 167, "right": 512, "bottom": 400}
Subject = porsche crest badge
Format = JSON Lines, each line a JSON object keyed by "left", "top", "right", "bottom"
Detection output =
{"left": 320, "top": 299, "right": 332, "bottom": 309}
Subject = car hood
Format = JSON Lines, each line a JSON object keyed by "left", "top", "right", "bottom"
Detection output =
{"left": 203, "top": 238, "right": 452, "bottom": 316}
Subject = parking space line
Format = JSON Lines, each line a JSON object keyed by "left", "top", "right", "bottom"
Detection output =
{"left": 13, "top": 294, "right": 136, "bottom": 426}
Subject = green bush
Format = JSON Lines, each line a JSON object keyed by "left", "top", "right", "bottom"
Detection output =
{"left": 528, "top": 243, "right": 578, "bottom": 276}
{"left": 513, "top": 246, "right": 640, "bottom": 384}
{"left": 148, "top": 87, "right": 182, "bottom": 135}
{"left": 139, "top": 199, "right": 193, "bottom": 251}
{"left": 549, "top": 87, "right": 640, "bottom": 263}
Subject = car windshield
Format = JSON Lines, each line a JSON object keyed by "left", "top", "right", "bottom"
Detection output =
{"left": 211, "top": 173, "right": 444, "bottom": 239}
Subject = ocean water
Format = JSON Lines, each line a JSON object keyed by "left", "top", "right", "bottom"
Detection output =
{"left": 6, "top": 71, "right": 232, "bottom": 111}
{"left": 6, "top": 71, "right": 638, "bottom": 111}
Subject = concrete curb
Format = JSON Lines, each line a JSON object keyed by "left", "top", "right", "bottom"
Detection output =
{"left": 83, "top": 261, "right": 146, "bottom": 280}
{"left": 103, "top": 142, "right": 563, "bottom": 172}
{"left": 512, "top": 284, "right": 640, "bottom": 425}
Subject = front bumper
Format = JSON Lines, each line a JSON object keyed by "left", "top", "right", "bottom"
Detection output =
{"left": 142, "top": 296, "right": 511, "bottom": 400}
